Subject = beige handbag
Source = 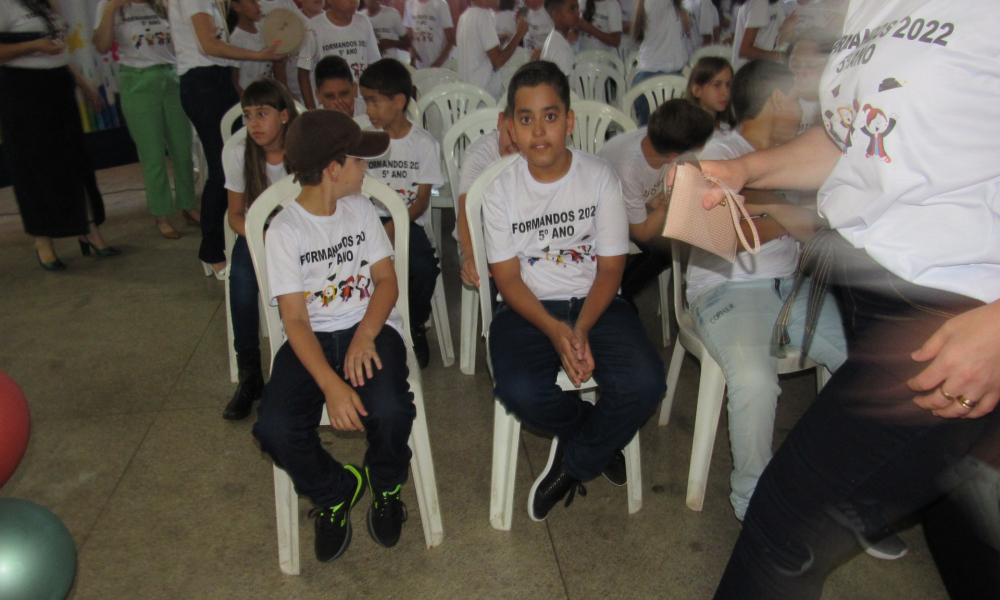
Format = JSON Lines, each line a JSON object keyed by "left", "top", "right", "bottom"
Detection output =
{"left": 661, "top": 162, "right": 760, "bottom": 263}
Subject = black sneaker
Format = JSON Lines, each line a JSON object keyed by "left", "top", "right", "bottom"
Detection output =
{"left": 308, "top": 465, "right": 365, "bottom": 562}
{"left": 366, "top": 466, "right": 408, "bottom": 548}
{"left": 827, "top": 501, "right": 908, "bottom": 560}
{"left": 411, "top": 325, "right": 430, "bottom": 369}
{"left": 528, "top": 438, "right": 587, "bottom": 521}
{"left": 602, "top": 449, "right": 627, "bottom": 487}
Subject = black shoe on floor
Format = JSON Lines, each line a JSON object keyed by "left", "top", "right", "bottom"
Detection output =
{"left": 223, "top": 353, "right": 264, "bottom": 420}
{"left": 602, "top": 449, "right": 627, "bottom": 487}
{"left": 411, "top": 324, "right": 430, "bottom": 369}
{"left": 309, "top": 465, "right": 366, "bottom": 562}
{"left": 528, "top": 438, "right": 586, "bottom": 521}
{"left": 366, "top": 466, "right": 408, "bottom": 548}
{"left": 827, "top": 501, "right": 909, "bottom": 560}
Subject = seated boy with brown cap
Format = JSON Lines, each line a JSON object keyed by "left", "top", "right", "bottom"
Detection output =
{"left": 252, "top": 110, "right": 416, "bottom": 564}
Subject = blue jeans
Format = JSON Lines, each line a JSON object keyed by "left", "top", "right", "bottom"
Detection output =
{"left": 230, "top": 235, "right": 260, "bottom": 360}
{"left": 690, "top": 277, "right": 847, "bottom": 520}
{"left": 382, "top": 218, "right": 440, "bottom": 328}
{"left": 179, "top": 66, "right": 239, "bottom": 264}
{"left": 252, "top": 325, "right": 415, "bottom": 506}
{"left": 489, "top": 297, "right": 666, "bottom": 480}
{"left": 631, "top": 70, "right": 683, "bottom": 126}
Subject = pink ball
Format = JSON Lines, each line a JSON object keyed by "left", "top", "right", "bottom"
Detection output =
{"left": 0, "top": 371, "right": 30, "bottom": 490}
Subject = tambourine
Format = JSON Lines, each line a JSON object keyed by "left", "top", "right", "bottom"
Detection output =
{"left": 261, "top": 7, "right": 306, "bottom": 55}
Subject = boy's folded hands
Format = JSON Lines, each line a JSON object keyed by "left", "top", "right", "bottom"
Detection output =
{"left": 548, "top": 322, "right": 595, "bottom": 387}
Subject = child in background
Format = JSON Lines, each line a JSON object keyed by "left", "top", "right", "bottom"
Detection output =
{"left": 315, "top": 55, "right": 367, "bottom": 116}
{"left": 483, "top": 61, "right": 665, "bottom": 521}
{"left": 493, "top": 0, "right": 518, "bottom": 48}
{"left": 358, "top": 59, "right": 443, "bottom": 368}
{"left": 221, "top": 79, "right": 299, "bottom": 420}
{"left": 298, "top": 0, "right": 381, "bottom": 109}
{"left": 629, "top": 0, "right": 689, "bottom": 124}
{"left": 730, "top": 0, "right": 785, "bottom": 71}
{"left": 540, "top": 0, "right": 579, "bottom": 77}
{"left": 684, "top": 56, "right": 735, "bottom": 132}
{"left": 524, "top": 0, "right": 553, "bottom": 58}
{"left": 253, "top": 109, "right": 415, "bottom": 563}
{"left": 362, "top": 0, "right": 411, "bottom": 63}
{"left": 403, "top": 0, "right": 455, "bottom": 69}
{"left": 578, "top": 0, "right": 622, "bottom": 54}
{"left": 456, "top": 0, "right": 528, "bottom": 100}
{"left": 229, "top": 0, "right": 274, "bottom": 96}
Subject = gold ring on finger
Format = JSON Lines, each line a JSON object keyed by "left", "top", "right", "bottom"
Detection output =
{"left": 958, "top": 396, "right": 979, "bottom": 410}
{"left": 941, "top": 388, "right": 959, "bottom": 402}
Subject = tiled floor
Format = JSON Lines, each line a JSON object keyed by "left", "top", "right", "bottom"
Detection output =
{"left": 0, "top": 164, "right": 948, "bottom": 599}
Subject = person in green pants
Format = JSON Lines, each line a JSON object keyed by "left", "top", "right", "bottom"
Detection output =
{"left": 93, "top": 0, "right": 199, "bottom": 239}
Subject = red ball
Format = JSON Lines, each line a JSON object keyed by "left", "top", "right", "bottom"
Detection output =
{"left": 0, "top": 371, "right": 30, "bottom": 490}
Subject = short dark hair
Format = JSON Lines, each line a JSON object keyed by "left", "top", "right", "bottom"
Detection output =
{"left": 315, "top": 55, "right": 354, "bottom": 88}
{"left": 544, "top": 0, "right": 567, "bottom": 13}
{"left": 647, "top": 99, "right": 715, "bottom": 155}
{"left": 731, "top": 59, "right": 795, "bottom": 124}
{"left": 357, "top": 58, "right": 412, "bottom": 111}
{"left": 506, "top": 60, "right": 571, "bottom": 114}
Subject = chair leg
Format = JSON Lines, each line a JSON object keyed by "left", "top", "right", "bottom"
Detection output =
{"left": 624, "top": 430, "right": 642, "bottom": 514}
{"left": 459, "top": 286, "right": 478, "bottom": 375}
{"left": 490, "top": 401, "right": 521, "bottom": 531}
{"left": 659, "top": 268, "right": 672, "bottom": 347}
{"left": 430, "top": 273, "right": 455, "bottom": 367}
{"left": 226, "top": 273, "right": 238, "bottom": 383}
{"left": 658, "top": 337, "right": 686, "bottom": 426}
{"left": 817, "top": 366, "right": 832, "bottom": 393}
{"left": 685, "top": 357, "right": 727, "bottom": 512}
{"left": 259, "top": 296, "right": 269, "bottom": 338}
{"left": 273, "top": 465, "right": 300, "bottom": 575}
{"left": 407, "top": 357, "right": 445, "bottom": 548}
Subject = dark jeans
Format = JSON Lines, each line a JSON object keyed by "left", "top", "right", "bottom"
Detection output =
{"left": 382, "top": 218, "right": 439, "bottom": 328}
{"left": 714, "top": 235, "right": 997, "bottom": 600}
{"left": 179, "top": 65, "right": 238, "bottom": 264}
{"left": 252, "top": 325, "right": 415, "bottom": 507}
{"left": 489, "top": 297, "right": 666, "bottom": 480}
{"left": 230, "top": 236, "right": 260, "bottom": 360}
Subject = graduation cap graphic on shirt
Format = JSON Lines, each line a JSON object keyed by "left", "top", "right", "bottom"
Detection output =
{"left": 878, "top": 78, "right": 903, "bottom": 92}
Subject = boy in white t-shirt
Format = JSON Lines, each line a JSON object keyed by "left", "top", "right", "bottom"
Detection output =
{"left": 252, "top": 110, "right": 415, "bottom": 563}
{"left": 456, "top": 0, "right": 528, "bottom": 100}
{"left": 297, "top": 0, "right": 381, "bottom": 109}
{"left": 402, "top": 0, "right": 454, "bottom": 69}
{"left": 361, "top": 0, "right": 411, "bottom": 63}
{"left": 688, "top": 59, "right": 845, "bottom": 522}
{"left": 229, "top": 0, "right": 274, "bottom": 96}
{"left": 358, "top": 58, "right": 443, "bottom": 368}
{"left": 540, "top": 0, "right": 578, "bottom": 77}
{"left": 314, "top": 55, "right": 367, "bottom": 117}
{"left": 483, "top": 61, "right": 666, "bottom": 521}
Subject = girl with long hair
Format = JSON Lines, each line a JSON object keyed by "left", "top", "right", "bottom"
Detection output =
{"left": 684, "top": 56, "right": 735, "bottom": 130}
{"left": 221, "top": 78, "right": 298, "bottom": 420}
{"left": 629, "top": 0, "right": 689, "bottom": 124}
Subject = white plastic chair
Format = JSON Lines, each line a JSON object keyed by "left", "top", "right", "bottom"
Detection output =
{"left": 657, "top": 240, "right": 831, "bottom": 512}
{"left": 246, "top": 174, "right": 444, "bottom": 575}
{"left": 686, "top": 44, "right": 733, "bottom": 72}
{"left": 498, "top": 89, "right": 581, "bottom": 111}
{"left": 568, "top": 100, "right": 636, "bottom": 154}
{"left": 571, "top": 61, "right": 627, "bottom": 107}
{"left": 498, "top": 46, "right": 532, "bottom": 94}
{"left": 574, "top": 49, "right": 626, "bottom": 75}
{"left": 410, "top": 67, "right": 461, "bottom": 100}
{"left": 465, "top": 154, "right": 643, "bottom": 530}
{"left": 620, "top": 75, "right": 688, "bottom": 124}
{"left": 221, "top": 100, "right": 308, "bottom": 143}
{"left": 416, "top": 82, "right": 497, "bottom": 143}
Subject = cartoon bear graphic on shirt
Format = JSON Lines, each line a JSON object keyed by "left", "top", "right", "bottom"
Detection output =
{"left": 859, "top": 104, "right": 896, "bottom": 163}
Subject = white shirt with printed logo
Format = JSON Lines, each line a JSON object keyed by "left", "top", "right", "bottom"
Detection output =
{"left": 230, "top": 27, "right": 273, "bottom": 90}
{"left": 266, "top": 198, "right": 405, "bottom": 336}
{"left": 541, "top": 29, "right": 575, "bottom": 77}
{"left": 362, "top": 6, "right": 408, "bottom": 62}
{"left": 365, "top": 125, "right": 444, "bottom": 226}
{"left": 817, "top": 0, "right": 1000, "bottom": 304}
{"left": 456, "top": 6, "right": 502, "bottom": 98}
{"left": 298, "top": 13, "right": 380, "bottom": 80}
{"left": 403, "top": 0, "right": 453, "bottom": 69}
{"left": 169, "top": 0, "right": 231, "bottom": 74}
{"left": 578, "top": 0, "right": 622, "bottom": 54}
{"left": 94, "top": 0, "right": 175, "bottom": 69}
{"left": 483, "top": 151, "right": 630, "bottom": 301}
{"left": 0, "top": 0, "right": 68, "bottom": 69}
{"left": 597, "top": 127, "right": 662, "bottom": 225}
{"left": 525, "top": 7, "right": 553, "bottom": 52}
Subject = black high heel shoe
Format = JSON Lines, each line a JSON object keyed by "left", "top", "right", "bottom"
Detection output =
{"left": 79, "top": 239, "right": 121, "bottom": 257}
{"left": 37, "top": 251, "right": 67, "bottom": 271}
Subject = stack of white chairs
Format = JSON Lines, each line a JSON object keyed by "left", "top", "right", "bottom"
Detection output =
{"left": 571, "top": 61, "right": 627, "bottom": 107}
{"left": 410, "top": 67, "right": 461, "bottom": 101}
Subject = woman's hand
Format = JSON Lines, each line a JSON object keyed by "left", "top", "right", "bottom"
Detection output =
{"left": 82, "top": 83, "right": 105, "bottom": 112}
{"left": 33, "top": 38, "right": 65, "bottom": 55}
{"left": 697, "top": 159, "right": 752, "bottom": 209}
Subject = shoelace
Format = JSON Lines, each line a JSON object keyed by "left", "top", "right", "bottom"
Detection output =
{"left": 543, "top": 472, "right": 587, "bottom": 508}
{"left": 308, "top": 503, "right": 343, "bottom": 529}
{"left": 373, "top": 490, "right": 409, "bottom": 524}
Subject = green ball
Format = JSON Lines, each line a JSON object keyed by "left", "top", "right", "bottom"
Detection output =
{"left": 0, "top": 499, "right": 76, "bottom": 600}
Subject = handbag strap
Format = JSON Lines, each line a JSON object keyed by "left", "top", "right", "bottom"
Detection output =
{"left": 703, "top": 174, "right": 761, "bottom": 255}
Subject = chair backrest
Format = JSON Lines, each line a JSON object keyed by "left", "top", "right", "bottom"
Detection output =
{"left": 417, "top": 82, "right": 498, "bottom": 142}
{"left": 498, "top": 46, "right": 532, "bottom": 94}
{"left": 620, "top": 74, "right": 688, "bottom": 124}
{"left": 688, "top": 44, "right": 733, "bottom": 68}
{"left": 574, "top": 49, "right": 626, "bottom": 75}
{"left": 441, "top": 108, "right": 501, "bottom": 204}
{"left": 245, "top": 174, "right": 416, "bottom": 364}
{"left": 498, "top": 89, "right": 582, "bottom": 111}
{"left": 222, "top": 100, "right": 309, "bottom": 143}
{"left": 411, "top": 68, "right": 461, "bottom": 100}
{"left": 569, "top": 100, "right": 636, "bottom": 154}
{"left": 571, "top": 61, "right": 627, "bottom": 107}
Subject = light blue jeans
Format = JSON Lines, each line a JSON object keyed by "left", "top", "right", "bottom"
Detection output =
{"left": 690, "top": 277, "right": 847, "bottom": 520}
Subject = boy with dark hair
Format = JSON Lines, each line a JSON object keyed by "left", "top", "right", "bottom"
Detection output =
{"left": 297, "top": 0, "right": 381, "bottom": 109}
{"left": 252, "top": 110, "right": 414, "bottom": 563}
{"left": 358, "top": 58, "right": 443, "bottom": 368}
{"left": 483, "top": 61, "right": 666, "bottom": 521}
{"left": 540, "top": 0, "right": 579, "bottom": 77}
{"left": 314, "top": 55, "right": 366, "bottom": 117}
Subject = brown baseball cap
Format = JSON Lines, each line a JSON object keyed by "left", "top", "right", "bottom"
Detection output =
{"left": 285, "top": 110, "right": 390, "bottom": 177}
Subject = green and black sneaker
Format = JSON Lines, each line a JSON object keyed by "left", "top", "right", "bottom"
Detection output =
{"left": 308, "top": 464, "right": 365, "bottom": 562}
{"left": 365, "top": 466, "right": 408, "bottom": 548}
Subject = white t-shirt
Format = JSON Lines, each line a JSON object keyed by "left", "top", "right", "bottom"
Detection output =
{"left": 266, "top": 198, "right": 405, "bottom": 335}
{"left": 230, "top": 27, "right": 273, "bottom": 90}
{"left": 362, "top": 6, "right": 408, "bottom": 62}
{"left": 541, "top": 29, "right": 574, "bottom": 77}
{"left": 798, "top": 98, "right": 820, "bottom": 134}
{"left": 686, "top": 131, "right": 798, "bottom": 303}
{"left": 403, "top": 0, "right": 453, "bottom": 69}
{"left": 0, "top": 0, "right": 68, "bottom": 69}
{"left": 816, "top": 0, "right": 1000, "bottom": 304}
{"left": 525, "top": 7, "right": 553, "bottom": 52}
{"left": 456, "top": 7, "right": 502, "bottom": 98}
{"left": 459, "top": 129, "right": 501, "bottom": 196}
{"left": 493, "top": 9, "right": 516, "bottom": 47}
{"left": 578, "top": 0, "right": 622, "bottom": 54}
{"left": 483, "top": 151, "right": 630, "bottom": 301}
{"left": 683, "top": 0, "right": 719, "bottom": 53}
{"left": 298, "top": 13, "right": 380, "bottom": 80}
{"left": 596, "top": 127, "right": 662, "bottom": 225}
{"left": 365, "top": 125, "right": 444, "bottom": 226}
{"left": 222, "top": 131, "right": 287, "bottom": 197}
{"left": 169, "top": 0, "right": 231, "bottom": 75}
{"left": 731, "top": 0, "right": 783, "bottom": 71}
{"left": 94, "top": 0, "right": 175, "bottom": 69}
{"left": 635, "top": 0, "right": 688, "bottom": 74}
